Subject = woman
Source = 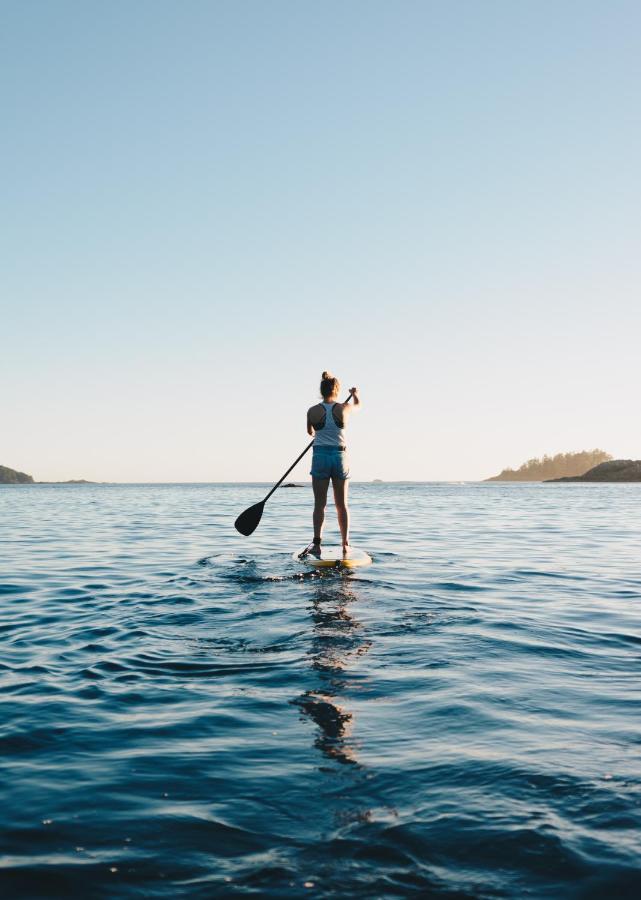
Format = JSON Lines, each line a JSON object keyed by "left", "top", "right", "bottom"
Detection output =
{"left": 306, "top": 371, "right": 360, "bottom": 555}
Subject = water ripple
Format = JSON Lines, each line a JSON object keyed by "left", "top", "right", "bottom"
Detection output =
{"left": 0, "top": 483, "right": 640, "bottom": 898}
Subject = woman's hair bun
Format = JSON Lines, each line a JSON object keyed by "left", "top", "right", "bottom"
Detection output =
{"left": 319, "top": 370, "right": 339, "bottom": 399}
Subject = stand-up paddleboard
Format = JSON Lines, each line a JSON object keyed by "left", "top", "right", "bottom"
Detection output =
{"left": 294, "top": 546, "right": 372, "bottom": 569}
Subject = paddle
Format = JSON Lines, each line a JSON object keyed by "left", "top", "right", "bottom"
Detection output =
{"left": 234, "top": 394, "right": 353, "bottom": 536}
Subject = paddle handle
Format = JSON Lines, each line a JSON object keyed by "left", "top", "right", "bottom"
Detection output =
{"left": 262, "top": 393, "right": 353, "bottom": 502}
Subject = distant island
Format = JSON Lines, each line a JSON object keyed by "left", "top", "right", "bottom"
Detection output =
{"left": 486, "top": 450, "right": 612, "bottom": 482}
{"left": 547, "top": 460, "right": 641, "bottom": 483}
{"left": 38, "top": 479, "right": 95, "bottom": 484}
{"left": 0, "top": 464, "right": 34, "bottom": 484}
{"left": 0, "top": 465, "right": 94, "bottom": 485}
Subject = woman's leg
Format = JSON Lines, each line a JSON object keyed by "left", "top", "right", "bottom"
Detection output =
{"left": 332, "top": 477, "right": 350, "bottom": 548}
{"left": 312, "top": 478, "right": 330, "bottom": 544}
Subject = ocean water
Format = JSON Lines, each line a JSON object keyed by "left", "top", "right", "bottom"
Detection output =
{"left": 0, "top": 482, "right": 640, "bottom": 899}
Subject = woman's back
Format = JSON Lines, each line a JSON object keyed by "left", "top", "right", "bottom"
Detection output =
{"left": 309, "top": 402, "right": 347, "bottom": 448}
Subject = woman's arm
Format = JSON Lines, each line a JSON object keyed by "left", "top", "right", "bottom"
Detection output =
{"left": 307, "top": 405, "right": 322, "bottom": 436}
{"left": 340, "top": 388, "right": 360, "bottom": 419}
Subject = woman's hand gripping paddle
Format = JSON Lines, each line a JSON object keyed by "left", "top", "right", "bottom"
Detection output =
{"left": 234, "top": 393, "right": 354, "bottom": 536}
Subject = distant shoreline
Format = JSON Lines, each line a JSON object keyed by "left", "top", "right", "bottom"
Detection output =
{"left": 4, "top": 461, "right": 641, "bottom": 487}
{"left": 3, "top": 479, "right": 641, "bottom": 487}
{"left": 0, "top": 480, "right": 99, "bottom": 485}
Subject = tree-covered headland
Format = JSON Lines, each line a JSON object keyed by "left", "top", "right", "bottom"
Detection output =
{"left": 486, "top": 450, "right": 612, "bottom": 482}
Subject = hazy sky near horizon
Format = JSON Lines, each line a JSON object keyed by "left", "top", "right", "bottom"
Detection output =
{"left": 3, "top": 1, "right": 639, "bottom": 482}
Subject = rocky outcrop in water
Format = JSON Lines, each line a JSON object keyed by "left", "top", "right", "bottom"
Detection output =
{"left": 547, "top": 460, "right": 641, "bottom": 482}
{"left": 0, "top": 466, "right": 96, "bottom": 485}
{"left": 0, "top": 465, "right": 34, "bottom": 484}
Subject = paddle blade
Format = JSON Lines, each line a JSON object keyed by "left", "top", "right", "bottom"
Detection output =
{"left": 234, "top": 501, "right": 265, "bottom": 536}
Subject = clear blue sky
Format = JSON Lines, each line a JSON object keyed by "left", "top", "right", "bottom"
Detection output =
{"left": 2, "top": 1, "right": 639, "bottom": 481}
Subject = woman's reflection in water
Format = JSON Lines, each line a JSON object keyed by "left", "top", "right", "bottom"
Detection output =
{"left": 294, "top": 574, "right": 371, "bottom": 766}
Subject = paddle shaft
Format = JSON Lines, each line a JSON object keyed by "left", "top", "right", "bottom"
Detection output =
{"left": 262, "top": 393, "right": 353, "bottom": 503}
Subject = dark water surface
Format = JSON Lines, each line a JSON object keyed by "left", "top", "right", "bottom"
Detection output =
{"left": 1, "top": 483, "right": 640, "bottom": 898}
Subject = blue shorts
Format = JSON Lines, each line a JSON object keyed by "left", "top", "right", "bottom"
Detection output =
{"left": 310, "top": 446, "right": 350, "bottom": 480}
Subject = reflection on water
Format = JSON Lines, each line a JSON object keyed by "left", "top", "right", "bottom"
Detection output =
{"left": 1, "top": 483, "right": 641, "bottom": 898}
{"left": 294, "top": 575, "right": 371, "bottom": 767}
